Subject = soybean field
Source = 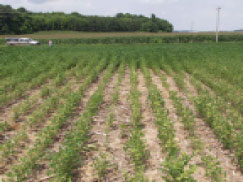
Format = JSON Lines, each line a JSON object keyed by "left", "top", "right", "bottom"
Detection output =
{"left": 0, "top": 43, "right": 242, "bottom": 182}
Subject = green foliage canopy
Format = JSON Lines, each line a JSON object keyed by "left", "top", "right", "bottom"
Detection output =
{"left": 0, "top": 4, "right": 173, "bottom": 34}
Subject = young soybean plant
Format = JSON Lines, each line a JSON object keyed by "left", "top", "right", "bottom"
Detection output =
{"left": 47, "top": 60, "right": 117, "bottom": 182}
{"left": 162, "top": 154, "right": 196, "bottom": 182}
{"left": 141, "top": 60, "right": 196, "bottom": 182}
{"left": 6, "top": 60, "right": 109, "bottom": 182}
{"left": 93, "top": 152, "right": 117, "bottom": 182}
{"left": 123, "top": 61, "right": 149, "bottom": 181}
{"left": 154, "top": 65, "right": 227, "bottom": 182}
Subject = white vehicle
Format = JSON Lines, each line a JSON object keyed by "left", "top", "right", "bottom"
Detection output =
{"left": 6, "top": 38, "right": 40, "bottom": 46}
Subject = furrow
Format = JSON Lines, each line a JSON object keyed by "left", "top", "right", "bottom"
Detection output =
{"left": 150, "top": 70, "right": 208, "bottom": 182}
{"left": 75, "top": 72, "right": 119, "bottom": 182}
{"left": 0, "top": 81, "right": 76, "bottom": 175}
{"left": 0, "top": 71, "right": 89, "bottom": 167}
{"left": 150, "top": 71, "right": 191, "bottom": 154}
{"left": 0, "top": 64, "right": 81, "bottom": 135}
{"left": 109, "top": 67, "right": 134, "bottom": 180}
{"left": 183, "top": 74, "right": 243, "bottom": 182}
{"left": 0, "top": 75, "right": 76, "bottom": 143}
{"left": 185, "top": 72, "right": 242, "bottom": 133}
{"left": 137, "top": 70, "right": 164, "bottom": 182}
{"left": 0, "top": 60, "right": 108, "bottom": 181}
{"left": 27, "top": 68, "right": 109, "bottom": 182}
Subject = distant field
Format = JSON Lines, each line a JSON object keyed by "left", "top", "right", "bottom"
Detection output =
{"left": 1, "top": 31, "right": 243, "bottom": 45}
{"left": 1, "top": 30, "right": 243, "bottom": 39}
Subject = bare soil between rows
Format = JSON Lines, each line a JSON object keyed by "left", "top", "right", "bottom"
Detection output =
{"left": 0, "top": 67, "right": 242, "bottom": 182}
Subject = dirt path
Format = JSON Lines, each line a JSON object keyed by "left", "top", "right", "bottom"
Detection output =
{"left": 183, "top": 74, "right": 243, "bottom": 182}
{"left": 150, "top": 70, "right": 208, "bottom": 182}
{"left": 137, "top": 70, "right": 164, "bottom": 182}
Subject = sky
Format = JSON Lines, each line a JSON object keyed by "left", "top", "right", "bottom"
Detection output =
{"left": 0, "top": 0, "right": 242, "bottom": 31}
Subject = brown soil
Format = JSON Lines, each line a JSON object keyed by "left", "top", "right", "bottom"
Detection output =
{"left": 185, "top": 72, "right": 242, "bottom": 133}
{"left": 185, "top": 72, "right": 241, "bottom": 114}
{"left": 24, "top": 70, "right": 107, "bottom": 182}
{"left": 75, "top": 72, "right": 119, "bottom": 182}
{"left": 151, "top": 70, "right": 208, "bottom": 182}
{"left": 76, "top": 67, "right": 133, "bottom": 182}
{"left": 104, "top": 68, "right": 134, "bottom": 181}
{"left": 0, "top": 73, "right": 54, "bottom": 116}
{"left": 137, "top": 70, "right": 164, "bottom": 182}
{"left": 183, "top": 74, "right": 243, "bottom": 182}
{"left": 0, "top": 89, "right": 41, "bottom": 131}
{"left": 0, "top": 65, "right": 79, "bottom": 128}
{"left": 0, "top": 69, "right": 104, "bottom": 181}
{"left": 1, "top": 66, "right": 241, "bottom": 182}
{"left": 0, "top": 77, "right": 79, "bottom": 163}
{"left": 0, "top": 71, "right": 78, "bottom": 141}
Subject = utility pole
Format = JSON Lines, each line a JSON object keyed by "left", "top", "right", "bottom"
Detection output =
{"left": 216, "top": 7, "right": 221, "bottom": 43}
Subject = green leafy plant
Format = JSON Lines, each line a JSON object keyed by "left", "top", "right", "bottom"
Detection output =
{"left": 202, "top": 155, "right": 226, "bottom": 182}
{"left": 93, "top": 153, "right": 116, "bottom": 181}
{"left": 162, "top": 154, "right": 196, "bottom": 182}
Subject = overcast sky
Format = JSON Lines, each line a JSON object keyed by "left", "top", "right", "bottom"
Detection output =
{"left": 1, "top": 0, "right": 242, "bottom": 31}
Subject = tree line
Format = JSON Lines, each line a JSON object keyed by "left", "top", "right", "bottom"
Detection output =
{"left": 0, "top": 4, "right": 173, "bottom": 34}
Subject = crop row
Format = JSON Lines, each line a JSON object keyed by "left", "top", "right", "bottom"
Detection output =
{"left": 189, "top": 76, "right": 242, "bottom": 132}
{"left": 141, "top": 60, "right": 197, "bottom": 182}
{"left": 6, "top": 58, "right": 109, "bottom": 181}
{"left": 46, "top": 58, "right": 118, "bottom": 181}
{"left": 190, "top": 71, "right": 242, "bottom": 114}
{"left": 169, "top": 91, "right": 226, "bottom": 182}
{"left": 159, "top": 59, "right": 242, "bottom": 139}
{"left": 0, "top": 58, "right": 98, "bottom": 163}
{"left": 123, "top": 61, "right": 149, "bottom": 182}
{"left": 91, "top": 61, "right": 125, "bottom": 181}
{"left": 159, "top": 60, "right": 243, "bottom": 171}
{"left": 195, "top": 93, "right": 243, "bottom": 169}
{"left": 163, "top": 57, "right": 242, "bottom": 135}
{"left": 0, "top": 61, "right": 79, "bottom": 133}
{"left": 152, "top": 59, "right": 229, "bottom": 181}
{"left": 0, "top": 56, "right": 78, "bottom": 107}
{"left": 170, "top": 68, "right": 243, "bottom": 170}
